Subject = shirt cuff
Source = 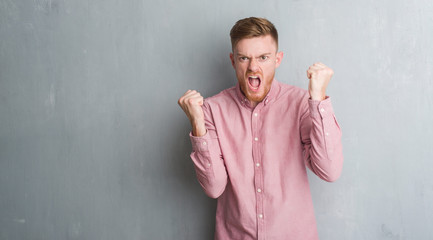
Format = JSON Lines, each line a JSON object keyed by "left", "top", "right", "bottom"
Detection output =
{"left": 189, "top": 130, "right": 211, "bottom": 152}
{"left": 308, "top": 96, "right": 335, "bottom": 119}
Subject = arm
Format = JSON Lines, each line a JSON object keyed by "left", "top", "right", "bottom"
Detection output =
{"left": 189, "top": 102, "right": 228, "bottom": 198}
{"left": 301, "top": 62, "right": 344, "bottom": 182}
{"left": 178, "top": 90, "right": 228, "bottom": 198}
{"left": 300, "top": 96, "right": 344, "bottom": 182}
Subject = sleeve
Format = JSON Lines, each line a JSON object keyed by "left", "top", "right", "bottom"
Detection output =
{"left": 300, "top": 95, "right": 344, "bottom": 182}
{"left": 189, "top": 101, "right": 228, "bottom": 198}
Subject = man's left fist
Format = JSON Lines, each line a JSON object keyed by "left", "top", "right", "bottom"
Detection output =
{"left": 306, "top": 62, "right": 334, "bottom": 101}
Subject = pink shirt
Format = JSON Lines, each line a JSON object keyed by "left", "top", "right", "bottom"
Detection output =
{"left": 189, "top": 79, "right": 343, "bottom": 240}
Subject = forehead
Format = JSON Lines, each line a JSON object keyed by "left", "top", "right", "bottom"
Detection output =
{"left": 234, "top": 35, "right": 277, "bottom": 55}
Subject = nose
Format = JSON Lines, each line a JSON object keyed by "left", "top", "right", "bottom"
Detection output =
{"left": 248, "top": 58, "right": 260, "bottom": 72}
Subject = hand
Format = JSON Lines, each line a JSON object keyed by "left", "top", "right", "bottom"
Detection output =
{"left": 306, "top": 62, "right": 334, "bottom": 101}
{"left": 178, "top": 90, "right": 206, "bottom": 136}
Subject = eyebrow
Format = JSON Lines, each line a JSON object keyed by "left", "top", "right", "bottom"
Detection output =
{"left": 236, "top": 52, "right": 272, "bottom": 56}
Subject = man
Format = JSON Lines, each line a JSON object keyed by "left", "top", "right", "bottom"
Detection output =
{"left": 178, "top": 17, "right": 343, "bottom": 240}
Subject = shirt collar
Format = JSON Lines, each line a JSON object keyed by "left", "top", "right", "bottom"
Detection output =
{"left": 236, "top": 79, "right": 280, "bottom": 109}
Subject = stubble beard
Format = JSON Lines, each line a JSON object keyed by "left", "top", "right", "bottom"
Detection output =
{"left": 239, "top": 72, "right": 274, "bottom": 104}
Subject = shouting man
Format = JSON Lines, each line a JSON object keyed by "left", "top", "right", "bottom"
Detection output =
{"left": 178, "top": 17, "right": 344, "bottom": 240}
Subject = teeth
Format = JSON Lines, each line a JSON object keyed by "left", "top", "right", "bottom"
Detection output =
{"left": 249, "top": 76, "right": 259, "bottom": 79}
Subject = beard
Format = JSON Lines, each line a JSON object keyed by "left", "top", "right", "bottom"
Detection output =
{"left": 238, "top": 72, "right": 274, "bottom": 104}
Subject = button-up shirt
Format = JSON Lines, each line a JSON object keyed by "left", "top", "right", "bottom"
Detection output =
{"left": 189, "top": 79, "right": 343, "bottom": 240}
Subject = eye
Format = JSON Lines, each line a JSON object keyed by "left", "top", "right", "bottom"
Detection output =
{"left": 260, "top": 56, "right": 269, "bottom": 61}
{"left": 239, "top": 57, "right": 249, "bottom": 62}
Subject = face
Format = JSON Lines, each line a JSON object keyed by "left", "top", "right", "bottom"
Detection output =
{"left": 230, "top": 35, "right": 283, "bottom": 106}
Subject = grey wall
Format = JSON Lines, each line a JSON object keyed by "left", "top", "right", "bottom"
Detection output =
{"left": 1, "top": 0, "right": 432, "bottom": 239}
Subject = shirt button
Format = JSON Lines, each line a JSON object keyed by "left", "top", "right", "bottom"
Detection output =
{"left": 207, "top": 163, "right": 211, "bottom": 167}
{"left": 258, "top": 214, "right": 263, "bottom": 219}
{"left": 254, "top": 113, "right": 258, "bottom": 117}
{"left": 325, "top": 132, "right": 329, "bottom": 136}
{"left": 254, "top": 137, "right": 258, "bottom": 141}
{"left": 257, "top": 188, "right": 262, "bottom": 193}
{"left": 256, "top": 163, "right": 260, "bottom": 167}
{"left": 320, "top": 108, "right": 325, "bottom": 112}
{"left": 202, "top": 141, "right": 207, "bottom": 145}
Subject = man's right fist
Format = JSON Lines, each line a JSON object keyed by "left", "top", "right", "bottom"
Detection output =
{"left": 178, "top": 90, "right": 206, "bottom": 137}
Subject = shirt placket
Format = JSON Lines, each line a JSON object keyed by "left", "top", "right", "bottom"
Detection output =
{"left": 252, "top": 106, "right": 265, "bottom": 240}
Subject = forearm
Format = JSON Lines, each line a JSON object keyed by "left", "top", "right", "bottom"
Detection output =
{"left": 190, "top": 131, "right": 228, "bottom": 198}
{"left": 303, "top": 97, "right": 344, "bottom": 182}
{"left": 190, "top": 118, "right": 206, "bottom": 137}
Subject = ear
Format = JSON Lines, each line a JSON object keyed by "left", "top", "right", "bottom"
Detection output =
{"left": 275, "top": 51, "right": 283, "bottom": 68}
{"left": 230, "top": 53, "right": 235, "bottom": 69}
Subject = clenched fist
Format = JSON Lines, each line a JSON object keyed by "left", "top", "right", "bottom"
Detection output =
{"left": 178, "top": 90, "right": 206, "bottom": 137}
{"left": 306, "top": 62, "right": 334, "bottom": 101}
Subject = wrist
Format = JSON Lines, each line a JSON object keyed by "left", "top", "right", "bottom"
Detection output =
{"left": 190, "top": 118, "right": 206, "bottom": 137}
{"left": 309, "top": 91, "right": 326, "bottom": 101}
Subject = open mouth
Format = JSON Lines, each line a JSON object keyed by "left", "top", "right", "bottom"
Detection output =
{"left": 248, "top": 76, "right": 261, "bottom": 92}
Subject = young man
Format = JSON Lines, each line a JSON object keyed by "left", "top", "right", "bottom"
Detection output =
{"left": 178, "top": 17, "right": 343, "bottom": 240}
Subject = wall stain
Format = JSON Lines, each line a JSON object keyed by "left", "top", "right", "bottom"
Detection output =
{"left": 381, "top": 224, "right": 401, "bottom": 239}
{"left": 33, "top": 0, "right": 59, "bottom": 15}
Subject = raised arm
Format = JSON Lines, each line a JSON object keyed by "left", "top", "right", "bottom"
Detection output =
{"left": 301, "top": 63, "right": 344, "bottom": 182}
{"left": 300, "top": 96, "right": 343, "bottom": 182}
{"left": 178, "top": 91, "right": 228, "bottom": 198}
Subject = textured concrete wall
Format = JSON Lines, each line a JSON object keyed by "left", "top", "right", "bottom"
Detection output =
{"left": 1, "top": 0, "right": 432, "bottom": 239}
